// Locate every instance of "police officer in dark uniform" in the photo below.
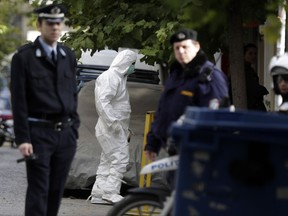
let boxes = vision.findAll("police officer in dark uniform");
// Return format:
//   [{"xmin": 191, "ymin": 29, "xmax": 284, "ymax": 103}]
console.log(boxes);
[
  {"xmin": 145, "ymin": 29, "xmax": 229, "ymax": 161},
  {"xmin": 10, "ymin": 4, "xmax": 80, "ymax": 216}
]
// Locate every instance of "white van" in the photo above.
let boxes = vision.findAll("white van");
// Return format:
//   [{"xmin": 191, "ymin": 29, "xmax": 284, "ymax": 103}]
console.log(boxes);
[{"xmin": 77, "ymin": 49, "xmax": 163, "ymax": 92}]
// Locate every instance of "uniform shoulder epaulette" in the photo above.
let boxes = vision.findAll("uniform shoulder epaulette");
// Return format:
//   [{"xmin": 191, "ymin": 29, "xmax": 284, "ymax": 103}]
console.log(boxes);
[{"xmin": 16, "ymin": 42, "xmax": 34, "ymax": 53}]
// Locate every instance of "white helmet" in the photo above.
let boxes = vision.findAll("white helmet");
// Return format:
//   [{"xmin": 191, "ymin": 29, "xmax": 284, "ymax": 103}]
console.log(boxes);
[
  {"xmin": 269, "ymin": 53, "xmax": 288, "ymax": 76},
  {"xmin": 269, "ymin": 53, "xmax": 288, "ymax": 95}
]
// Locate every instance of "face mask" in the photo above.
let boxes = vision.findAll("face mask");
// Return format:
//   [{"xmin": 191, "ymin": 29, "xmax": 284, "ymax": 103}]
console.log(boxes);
[{"xmin": 127, "ymin": 64, "xmax": 135, "ymax": 75}]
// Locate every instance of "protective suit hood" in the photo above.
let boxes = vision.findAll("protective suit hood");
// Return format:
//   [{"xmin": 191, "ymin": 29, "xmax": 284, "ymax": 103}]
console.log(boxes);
[{"xmin": 108, "ymin": 50, "xmax": 137, "ymax": 76}]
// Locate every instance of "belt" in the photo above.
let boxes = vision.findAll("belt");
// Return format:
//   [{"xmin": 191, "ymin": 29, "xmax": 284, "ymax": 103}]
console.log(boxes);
[
  {"xmin": 28, "ymin": 117, "xmax": 73, "ymax": 131},
  {"xmin": 29, "ymin": 113, "xmax": 69, "ymax": 121}
]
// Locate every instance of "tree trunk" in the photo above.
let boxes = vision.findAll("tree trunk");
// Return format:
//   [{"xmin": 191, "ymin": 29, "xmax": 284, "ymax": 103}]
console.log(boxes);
[{"xmin": 228, "ymin": 0, "xmax": 247, "ymax": 109}]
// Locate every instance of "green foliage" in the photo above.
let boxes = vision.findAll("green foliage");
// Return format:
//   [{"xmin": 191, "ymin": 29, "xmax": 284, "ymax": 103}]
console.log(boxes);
[
  {"xmin": 264, "ymin": 0, "xmax": 287, "ymax": 44},
  {"xmin": 39, "ymin": 0, "xmax": 283, "ymax": 66},
  {"xmin": 0, "ymin": 0, "xmax": 25, "ymax": 68},
  {"xmin": 263, "ymin": 15, "xmax": 282, "ymax": 43},
  {"xmin": 59, "ymin": 0, "xmax": 180, "ymax": 65}
]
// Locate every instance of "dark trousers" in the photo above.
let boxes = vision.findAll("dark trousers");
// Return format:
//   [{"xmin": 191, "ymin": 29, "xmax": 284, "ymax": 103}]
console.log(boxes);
[{"xmin": 25, "ymin": 126, "xmax": 77, "ymax": 216}]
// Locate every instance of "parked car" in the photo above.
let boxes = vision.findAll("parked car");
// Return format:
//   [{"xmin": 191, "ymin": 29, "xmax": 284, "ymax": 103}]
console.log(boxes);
[{"xmin": 0, "ymin": 109, "xmax": 14, "ymax": 147}]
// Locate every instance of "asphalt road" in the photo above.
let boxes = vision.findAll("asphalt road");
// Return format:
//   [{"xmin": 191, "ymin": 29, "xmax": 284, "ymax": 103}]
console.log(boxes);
[{"xmin": 0, "ymin": 144, "xmax": 112, "ymax": 216}]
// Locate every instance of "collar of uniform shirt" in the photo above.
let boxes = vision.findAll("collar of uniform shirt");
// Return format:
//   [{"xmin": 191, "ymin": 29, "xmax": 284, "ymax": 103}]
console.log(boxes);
[{"xmin": 38, "ymin": 36, "xmax": 57, "ymax": 59}]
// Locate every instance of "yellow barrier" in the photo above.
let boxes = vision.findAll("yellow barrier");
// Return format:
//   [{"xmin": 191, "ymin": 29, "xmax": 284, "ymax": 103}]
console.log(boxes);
[{"xmin": 139, "ymin": 111, "xmax": 155, "ymax": 188}]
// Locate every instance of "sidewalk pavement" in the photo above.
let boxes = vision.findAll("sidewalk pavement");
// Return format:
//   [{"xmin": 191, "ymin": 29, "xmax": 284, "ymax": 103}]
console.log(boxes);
[{"xmin": 0, "ymin": 144, "xmax": 112, "ymax": 216}]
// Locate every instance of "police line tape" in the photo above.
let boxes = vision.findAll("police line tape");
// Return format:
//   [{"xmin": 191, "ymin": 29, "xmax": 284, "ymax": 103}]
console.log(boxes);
[{"xmin": 140, "ymin": 155, "xmax": 179, "ymax": 175}]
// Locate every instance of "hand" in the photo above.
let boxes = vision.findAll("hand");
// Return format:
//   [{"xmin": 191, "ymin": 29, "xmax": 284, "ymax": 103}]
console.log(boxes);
[
  {"xmin": 145, "ymin": 150, "xmax": 157, "ymax": 161},
  {"xmin": 18, "ymin": 143, "xmax": 33, "ymax": 157},
  {"xmin": 111, "ymin": 122, "xmax": 122, "ymax": 134}
]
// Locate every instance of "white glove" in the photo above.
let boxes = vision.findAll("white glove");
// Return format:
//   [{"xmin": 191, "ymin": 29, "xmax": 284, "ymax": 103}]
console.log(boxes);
[{"xmin": 111, "ymin": 122, "xmax": 122, "ymax": 134}]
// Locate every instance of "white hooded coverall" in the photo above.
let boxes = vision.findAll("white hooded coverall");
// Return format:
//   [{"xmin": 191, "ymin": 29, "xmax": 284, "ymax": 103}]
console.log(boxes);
[{"xmin": 91, "ymin": 49, "xmax": 137, "ymax": 203}]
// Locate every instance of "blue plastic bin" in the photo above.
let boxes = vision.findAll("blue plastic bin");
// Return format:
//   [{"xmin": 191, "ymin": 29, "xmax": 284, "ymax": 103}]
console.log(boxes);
[{"xmin": 171, "ymin": 107, "xmax": 288, "ymax": 216}]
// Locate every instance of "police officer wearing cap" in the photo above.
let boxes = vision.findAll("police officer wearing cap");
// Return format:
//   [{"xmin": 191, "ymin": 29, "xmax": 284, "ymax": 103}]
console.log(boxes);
[
  {"xmin": 10, "ymin": 4, "xmax": 80, "ymax": 216},
  {"xmin": 145, "ymin": 29, "xmax": 229, "ymax": 162}
]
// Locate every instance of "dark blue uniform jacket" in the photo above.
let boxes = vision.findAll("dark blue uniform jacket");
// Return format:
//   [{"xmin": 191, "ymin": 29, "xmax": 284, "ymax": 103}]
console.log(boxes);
[
  {"xmin": 10, "ymin": 37, "xmax": 80, "ymax": 145},
  {"xmin": 145, "ymin": 51, "xmax": 229, "ymax": 154}
]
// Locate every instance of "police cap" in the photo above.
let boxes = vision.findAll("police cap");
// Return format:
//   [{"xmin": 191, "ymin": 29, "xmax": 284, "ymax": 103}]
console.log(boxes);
[
  {"xmin": 34, "ymin": 4, "xmax": 67, "ymax": 23},
  {"xmin": 170, "ymin": 29, "xmax": 198, "ymax": 45}
]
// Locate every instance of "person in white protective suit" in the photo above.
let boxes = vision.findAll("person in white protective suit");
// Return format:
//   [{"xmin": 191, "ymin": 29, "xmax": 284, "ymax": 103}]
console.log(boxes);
[
  {"xmin": 269, "ymin": 53, "xmax": 288, "ymax": 113},
  {"xmin": 89, "ymin": 49, "xmax": 137, "ymax": 204}
]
